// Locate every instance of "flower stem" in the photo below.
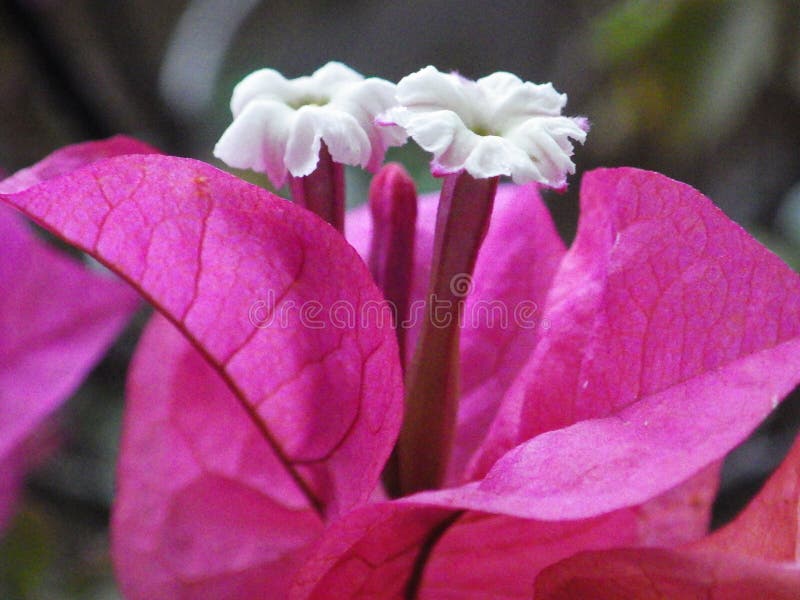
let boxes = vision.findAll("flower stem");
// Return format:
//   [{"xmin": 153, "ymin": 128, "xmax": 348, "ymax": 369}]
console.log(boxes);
[
  {"xmin": 288, "ymin": 143, "xmax": 345, "ymax": 232},
  {"xmin": 398, "ymin": 171, "xmax": 497, "ymax": 494}
]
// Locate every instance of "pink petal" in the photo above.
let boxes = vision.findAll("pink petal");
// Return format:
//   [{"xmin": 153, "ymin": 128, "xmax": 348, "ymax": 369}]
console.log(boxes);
[
  {"xmin": 0, "ymin": 137, "xmax": 152, "ymax": 529},
  {"xmin": 0, "ymin": 135, "xmax": 159, "ymax": 194},
  {"xmin": 455, "ymin": 167, "xmax": 800, "ymax": 518},
  {"xmin": 113, "ymin": 314, "xmax": 322, "ymax": 598},
  {"xmin": 346, "ymin": 182, "xmax": 566, "ymax": 483},
  {"xmin": 290, "ymin": 502, "xmax": 454, "ymax": 599},
  {"xmin": 414, "ymin": 513, "xmax": 654, "ymax": 599},
  {"xmin": 700, "ymin": 434, "xmax": 800, "ymax": 560},
  {"xmin": 534, "ymin": 431, "xmax": 800, "ymax": 598},
  {"xmin": 534, "ymin": 548, "xmax": 800, "ymax": 600},
  {"xmin": 0, "ymin": 447, "xmax": 25, "ymax": 530},
  {"xmin": 0, "ymin": 207, "xmax": 137, "ymax": 458},
  {"xmin": 1, "ymin": 154, "xmax": 403, "ymax": 519},
  {"xmin": 292, "ymin": 465, "xmax": 718, "ymax": 599},
  {"xmin": 415, "ymin": 465, "xmax": 718, "ymax": 598}
]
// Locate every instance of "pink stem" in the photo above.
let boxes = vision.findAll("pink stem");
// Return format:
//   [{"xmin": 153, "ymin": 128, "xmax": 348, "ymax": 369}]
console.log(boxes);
[
  {"xmin": 398, "ymin": 171, "xmax": 498, "ymax": 494},
  {"xmin": 288, "ymin": 143, "xmax": 345, "ymax": 232}
]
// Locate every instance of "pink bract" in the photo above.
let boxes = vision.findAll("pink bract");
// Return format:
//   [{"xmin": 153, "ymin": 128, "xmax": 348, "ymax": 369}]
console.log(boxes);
[
  {"xmin": 534, "ymin": 434, "xmax": 800, "ymax": 599},
  {"xmin": 3, "ymin": 141, "xmax": 800, "ymax": 598},
  {"xmin": 1, "ymin": 150, "xmax": 403, "ymax": 597},
  {"xmin": 0, "ymin": 136, "xmax": 154, "ymax": 530},
  {"xmin": 296, "ymin": 168, "xmax": 800, "ymax": 596}
]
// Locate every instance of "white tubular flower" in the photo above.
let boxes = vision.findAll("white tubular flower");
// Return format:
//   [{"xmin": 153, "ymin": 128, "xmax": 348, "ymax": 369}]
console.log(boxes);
[
  {"xmin": 381, "ymin": 66, "xmax": 588, "ymax": 187},
  {"xmin": 214, "ymin": 61, "xmax": 405, "ymax": 187}
]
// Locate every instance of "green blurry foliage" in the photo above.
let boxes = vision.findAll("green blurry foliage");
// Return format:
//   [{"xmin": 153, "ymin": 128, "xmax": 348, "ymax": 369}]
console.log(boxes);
[{"xmin": 589, "ymin": 0, "xmax": 781, "ymax": 158}]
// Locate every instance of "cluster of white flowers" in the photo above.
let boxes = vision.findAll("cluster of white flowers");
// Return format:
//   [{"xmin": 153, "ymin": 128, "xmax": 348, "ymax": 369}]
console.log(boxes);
[{"xmin": 215, "ymin": 62, "xmax": 588, "ymax": 188}]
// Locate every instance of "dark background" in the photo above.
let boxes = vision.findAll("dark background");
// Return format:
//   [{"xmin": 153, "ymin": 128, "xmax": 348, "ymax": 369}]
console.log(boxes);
[{"xmin": 1, "ymin": 0, "xmax": 799, "ymax": 597}]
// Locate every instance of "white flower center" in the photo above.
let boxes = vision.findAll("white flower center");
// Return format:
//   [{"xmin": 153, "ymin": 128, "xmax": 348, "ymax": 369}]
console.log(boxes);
[
  {"xmin": 381, "ymin": 66, "xmax": 588, "ymax": 187},
  {"xmin": 214, "ymin": 61, "xmax": 405, "ymax": 187}
]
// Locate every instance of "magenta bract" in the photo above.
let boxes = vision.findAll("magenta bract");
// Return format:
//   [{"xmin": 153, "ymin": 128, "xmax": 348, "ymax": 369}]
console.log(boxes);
[
  {"xmin": 0, "ymin": 137, "xmax": 154, "ymax": 530},
  {"xmin": 534, "ymin": 435, "xmax": 800, "ymax": 598},
  {"xmin": 1, "ymin": 149, "xmax": 403, "ymax": 597},
  {"xmin": 3, "ymin": 141, "xmax": 799, "ymax": 598},
  {"xmin": 294, "ymin": 168, "xmax": 800, "ymax": 596}
]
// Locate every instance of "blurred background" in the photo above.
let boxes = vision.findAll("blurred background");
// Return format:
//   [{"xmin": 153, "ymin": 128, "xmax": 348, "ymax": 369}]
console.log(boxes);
[{"xmin": 1, "ymin": 0, "xmax": 799, "ymax": 597}]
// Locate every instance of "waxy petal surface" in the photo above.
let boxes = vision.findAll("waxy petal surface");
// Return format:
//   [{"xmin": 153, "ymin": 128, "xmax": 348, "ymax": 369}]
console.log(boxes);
[
  {"xmin": 0, "ymin": 447, "xmax": 24, "ymax": 530},
  {"xmin": 700, "ymin": 434, "xmax": 800, "ymax": 560},
  {"xmin": 0, "ymin": 207, "xmax": 137, "ymax": 459},
  {"xmin": 0, "ymin": 135, "xmax": 158, "ymax": 195},
  {"xmin": 290, "ymin": 502, "xmax": 455, "ymax": 599},
  {"xmin": 114, "ymin": 314, "xmax": 322, "ymax": 598},
  {"xmin": 534, "ymin": 548, "xmax": 800, "ymax": 600},
  {"xmin": 0, "ymin": 137, "xmax": 153, "ymax": 528},
  {"xmin": 456, "ymin": 167, "xmax": 800, "ymax": 518},
  {"xmin": 1, "ymin": 154, "xmax": 404, "ymax": 520},
  {"xmin": 534, "ymin": 430, "xmax": 800, "ymax": 598},
  {"xmin": 292, "ymin": 465, "xmax": 718, "ymax": 599},
  {"xmin": 346, "ymin": 183, "xmax": 566, "ymax": 483}
]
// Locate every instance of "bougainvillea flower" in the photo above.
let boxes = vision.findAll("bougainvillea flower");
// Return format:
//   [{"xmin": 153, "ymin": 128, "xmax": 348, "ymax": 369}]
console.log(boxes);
[
  {"xmin": 534, "ymin": 433, "xmax": 800, "ymax": 599},
  {"xmin": 0, "ymin": 147, "xmax": 403, "ymax": 597},
  {"xmin": 0, "ymin": 136, "xmax": 154, "ymax": 531},
  {"xmin": 291, "ymin": 167, "xmax": 800, "ymax": 597},
  {"xmin": 380, "ymin": 66, "xmax": 588, "ymax": 186},
  {"xmin": 4, "ymin": 134, "xmax": 800, "ymax": 598},
  {"xmin": 214, "ymin": 61, "xmax": 405, "ymax": 187}
]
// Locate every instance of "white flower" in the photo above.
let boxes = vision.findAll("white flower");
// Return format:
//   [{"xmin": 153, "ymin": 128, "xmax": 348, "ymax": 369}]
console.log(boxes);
[
  {"xmin": 380, "ymin": 66, "xmax": 588, "ymax": 187},
  {"xmin": 214, "ymin": 61, "xmax": 405, "ymax": 187}
]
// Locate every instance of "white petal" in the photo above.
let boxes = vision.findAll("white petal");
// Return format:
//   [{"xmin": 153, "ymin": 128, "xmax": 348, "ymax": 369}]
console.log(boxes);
[
  {"xmin": 310, "ymin": 61, "xmax": 364, "ymax": 91},
  {"xmin": 213, "ymin": 99, "xmax": 294, "ymax": 187},
  {"xmin": 284, "ymin": 106, "xmax": 372, "ymax": 176},
  {"xmin": 218, "ymin": 62, "xmax": 403, "ymax": 178},
  {"xmin": 283, "ymin": 108, "xmax": 324, "ymax": 177},
  {"xmin": 230, "ymin": 69, "xmax": 291, "ymax": 116},
  {"xmin": 401, "ymin": 110, "xmax": 465, "ymax": 156},
  {"xmin": 475, "ymin": 71, "xmax": 524, "ymax": 98},
  {"xmin": 462, "ymin": 135, "xmax": 531, "ymax": 180},
  {"xmin": 392, "ymin": 66, "xmax": 587, "ymax": 187},
  {"xmin": 316, "ymin": 109, "xmax": 372, "ymax": 168},
  {"xmin": 488, "ymin": 82, "xmax": 568, "ymax": 131},
  {"xmin": 433, "ymin": 122, "xmax": 481, "ymax": 174},
  {"xmin": 333, "ymin": 78, "xmax": 406, "ymax": 152},
  {"xmin": 395, "ymin": 66, "xmax": 478, "ymax": 126}
]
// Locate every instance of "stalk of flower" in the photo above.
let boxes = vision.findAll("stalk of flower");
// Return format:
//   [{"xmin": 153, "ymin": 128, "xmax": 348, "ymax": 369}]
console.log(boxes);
[
  {"xmin": 214, "ymin": 61, "xmax": 405, "ymax": 231},
  {"xmin": 379, "ymin": 66, "xmax": 589, "ymax": 494}
]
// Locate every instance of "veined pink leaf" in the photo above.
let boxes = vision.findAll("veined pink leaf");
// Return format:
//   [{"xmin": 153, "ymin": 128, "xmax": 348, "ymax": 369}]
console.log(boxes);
[
  {"xmin": 113, "ymin": 314, "xmax": 322, "ymax": 598},
  {"xmin": 416, "ymin": 463, "xmax": 721, "ymax": 599},
  {"xmin": 700, "ymin": 434, "xmax": 800, "ymax": 560},
  {"xmin": 291, "ymin": 465, "xmax": 719, "ymax": 599},
  {"xmin": 451, "ymin": 167, "xmax": 800, "ymax": 519},
  {"xmin": 1, "ymin": 154, "xmax": 403, "ymax": 521},
  {"xmin": 290, "ymin": 502, "xmax": 455, "ymax": 599},
  {"xmin": 0, "ymin": 135, "xmax": 159, "ymax": 194},
  {"xmin": 534, "ymin": 548, "xmax": 800, "ymax": 599},
  {"xmin": 298, "ymin": 166, "xmax": 799, "ymax": 596},
  {"xmin": 534, "ymin": 431, "xmax": 800, "ymax": 598},
  {"xmin": 0, "ymin": 137, "xmax": 154, "ymax": 530}
]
